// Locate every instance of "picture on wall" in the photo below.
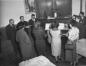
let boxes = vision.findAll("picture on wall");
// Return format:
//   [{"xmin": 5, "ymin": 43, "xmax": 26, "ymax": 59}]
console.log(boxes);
[{"xmin": 25, "ymin": 0, "xmax": 35, "ymax": 13}]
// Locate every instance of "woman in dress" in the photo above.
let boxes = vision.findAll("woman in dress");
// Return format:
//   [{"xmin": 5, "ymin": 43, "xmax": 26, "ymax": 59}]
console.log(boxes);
[
  {"xmin": 16, "ymin": 26, "xmax": 37, "ymax": 60},
  {"xmin": 32, "ymin": 21, "xmax": 46, "ymax": 56},
  {"xmin": 49, "ymin": 22, "xmax": 61, "ymax": 61}
]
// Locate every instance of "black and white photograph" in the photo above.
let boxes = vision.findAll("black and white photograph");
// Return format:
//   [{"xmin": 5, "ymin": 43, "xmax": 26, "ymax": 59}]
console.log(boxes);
[{"xmin": 0, "ymin": 0, "xmax": 86, "ymax": 66}]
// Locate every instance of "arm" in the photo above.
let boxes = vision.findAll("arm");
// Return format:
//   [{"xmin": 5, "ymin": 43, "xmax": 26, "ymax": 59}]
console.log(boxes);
[{"xmin": 47, "ymin": 30, "xmax": 52, "ymax": 44}]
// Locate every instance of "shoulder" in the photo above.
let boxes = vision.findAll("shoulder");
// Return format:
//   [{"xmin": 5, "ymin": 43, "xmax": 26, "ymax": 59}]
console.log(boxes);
[
  {"xmin": 24, "ymin": 21, "xmax": 27, "ymax": 22},
  {"xmin": 17, "ymin": 22, "xmax": 22, "ymax": 25},
  {"xmin": 5, "ymin": 24, "xmax": 10, "ymax": 29},
  {"xmin": 24, "ymin": 21, "xmax": 28, "ymax": 24}
]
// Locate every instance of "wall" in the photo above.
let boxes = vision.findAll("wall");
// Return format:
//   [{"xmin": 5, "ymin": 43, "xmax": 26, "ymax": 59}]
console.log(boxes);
[
  {"xmin": 0, "ymin": 0, "xmax": 32, "ymax": 27},
  {"xmin": 82, "ymin": 0, "xmax": 85, "ymax": 13},
  {"xmin": 0, "ymin": 0, "xmax": 85, "ymax": 27},
  {"xmin": 72, "ymin": 0, "xmax": 80, "ymax": 15},
  {"xmin": 82, "ymin": 0, "xmax": 86, "ymax": 16},
  {"xmin": 72, "ymin": 0, "xmax": 86, "ymax": 16}
]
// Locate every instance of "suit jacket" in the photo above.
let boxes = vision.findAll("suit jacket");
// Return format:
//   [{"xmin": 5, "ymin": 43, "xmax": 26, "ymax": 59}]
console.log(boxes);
[
  {"xmin": 28, "ymin": 19, "xmax": 35, "ymax": 27},
  {"xmin": 5, "ymin": 24, "xmax": 16, "ymax": 40},
  {"xmin": 16, "ymin": 21, "xmax": 28, "ymax": 30},
  {"xmin": 79, "ymin": 16, "xmax": 86, "ymax": 26}
]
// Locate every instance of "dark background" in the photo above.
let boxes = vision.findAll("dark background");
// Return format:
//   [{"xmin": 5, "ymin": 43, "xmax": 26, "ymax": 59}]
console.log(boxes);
[{"xmin": 35, "ymin": 0, "xmax": 72, "ymax": 18}]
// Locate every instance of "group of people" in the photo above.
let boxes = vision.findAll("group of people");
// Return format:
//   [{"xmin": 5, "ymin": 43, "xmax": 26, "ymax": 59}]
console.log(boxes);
[
  {"xmin": 5, "ymin": 14, "xmax": 47, "ymax": 60},
  {"xmin": 5, "ymin": 11, "xmax": 86, "ymax": 62},
  {"xmin": 47, "ymin": 11, "xmax": 86, "ymax": 62}
]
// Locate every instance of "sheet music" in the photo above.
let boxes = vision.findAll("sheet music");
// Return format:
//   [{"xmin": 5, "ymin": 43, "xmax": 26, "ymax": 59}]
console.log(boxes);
[{"xmin": 45, "ymin": 23, "xmax": 51, "ymax": 30}]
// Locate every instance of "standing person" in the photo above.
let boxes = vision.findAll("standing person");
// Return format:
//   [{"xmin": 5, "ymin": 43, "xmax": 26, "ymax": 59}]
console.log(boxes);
[
  {"xmin": 75, "ymin": 12, "xmax": 86, "ymax": 60},
  {"xmin": 79, "ymin": 12, "xmax": 86, "ymax": 25},
  {"xmin": 28, "ymin": 14, "xmax": 37, "ymax": 51},
  {"xmin": 16, "ymin": 16, "xmax": 37, "ymax": 60},
  {"xmin": 16, "ymin": 16, "xmax": 27, "ymax": 30},
  {"xmin": 68, "ymin": 22, "xmax": 79, "ymax": 64},
  {"xmin": 70, "ymin": 15, "xmax": 78, "ymax": 26},
  {"xmin": 5, "ymin": 19, "xmax": 21, "ymax": 58},
  {"xmin": 16, "ymin": 26, "xmax": 37, "ymax": 60},
  {"xmin": 49, "ymin": 23, "xmax": 61, "ymax": 61},
  {"xmin": 28, "ymin": 14, "xmax": 36, "ymax": 28},
  {"xmin": 28, "ymin": 14, "xmax": 36, "ymax": 34},
  {"xmin": 77, "ymin": 12, "xmax": 86, "ymax": 39},
  {"xmin": 33, "ymin": 22, "xmax": 46, "ymax": 56}
]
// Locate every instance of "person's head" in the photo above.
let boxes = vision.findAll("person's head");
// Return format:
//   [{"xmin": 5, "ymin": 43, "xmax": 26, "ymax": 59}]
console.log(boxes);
[
  {"xmin": 9, "ymin": 19, "xmax": 14, "ymax": 26},
  {"xmin": 72, "ymin": 15, "xmax": 76, "ymax": 20},
  {"xmin": 31, "ymin": 14, "xmax": 35, "ymax": 20},
  {"xmin": 50, "ymin": 22, "xmax": 59, "ymax": 29},
  {"xmin": 70, "ymin": 21, "xmax": 76, "ymax": 27},
  {"xmin": 79, "ymin": 12, "xmax": 84, "ymax": 17},
  {"xmin": 20, "ymin": 16, "xmax": 24, "ymax": 22}
]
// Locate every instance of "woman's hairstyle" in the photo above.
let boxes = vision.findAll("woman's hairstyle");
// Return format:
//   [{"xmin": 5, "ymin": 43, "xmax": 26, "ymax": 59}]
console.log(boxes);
[{"xmin": 50, "ymin": 22, "xmax": 59, "ymax": 29}]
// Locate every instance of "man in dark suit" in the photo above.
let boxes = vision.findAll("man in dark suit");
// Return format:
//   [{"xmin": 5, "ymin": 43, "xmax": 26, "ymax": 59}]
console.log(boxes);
[
  {"xmin": 79, "ymin": 12, "xmax": 86, "ymax": 25},
  {"xmin": 78, "ymin": 12, "xmax": 86, "ymax": 39},
  {"xmin": 28, "ymin": 14, "xmax": 38, "ymax": 53},
  {"xmin": 16, "ymin": 16, "xmax": 27, "ymax": 30},
  {"xmin": 28, "ymin": 14, "xmax": 36, "ymax": 39},
  {"xmin": 5, "ymin": 19, "xmax": 21, "ymax": 58},
  {"xmin": 28, "ymin": 14, "xmax": 36, "ymax": 28}
]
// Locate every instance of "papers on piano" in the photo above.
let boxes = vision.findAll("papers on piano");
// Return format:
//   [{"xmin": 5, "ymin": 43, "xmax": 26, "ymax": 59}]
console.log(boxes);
[
  {"xmin": 45, "ymin": 23, "xmax": 65, "ymax": 30},
  {"xmin": 58, "ymin": 23, "xmax": 65, "ymax": 30},
  {"xmin": 45, "ymin": 23, "xmax": 51, "ymax": 30}
]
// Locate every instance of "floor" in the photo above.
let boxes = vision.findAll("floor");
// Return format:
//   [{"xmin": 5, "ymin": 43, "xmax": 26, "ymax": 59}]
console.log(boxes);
[{"xmin": 0, "ymin": 40, "xmax": 86, "ymax": 66}]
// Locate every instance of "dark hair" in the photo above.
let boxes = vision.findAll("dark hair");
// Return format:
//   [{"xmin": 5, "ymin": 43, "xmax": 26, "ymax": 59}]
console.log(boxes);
[
  {"xmin": 9, "ymin": 19, "xmax": 14, "ymax": 22},
  {"xmin": 50, "ymin": 22, "xmax": 59, "ymax": 29},
  {"xmin": 70, "ymin": 21, "xmax": 76, "ymax": 27},
  {"xmin": 20, "ymin": 16, "xmax": 24, "ymax": 19},
  {"xmin": 80, "ymin": 12, "xmax": 84, "ymax": 15},
  {"xmin": 68, "ymin": 24, "xmax": 71, "ymax": 29},
  {"xmin": 31, "ymin": 14, "xmax": 35, "ymax": 16}
]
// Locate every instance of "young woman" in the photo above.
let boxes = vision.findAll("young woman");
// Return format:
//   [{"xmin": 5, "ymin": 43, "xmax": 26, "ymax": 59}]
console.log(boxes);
[{"xmin": 49, "ymin": 22, "xmax": 61, "ymax": 61}]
